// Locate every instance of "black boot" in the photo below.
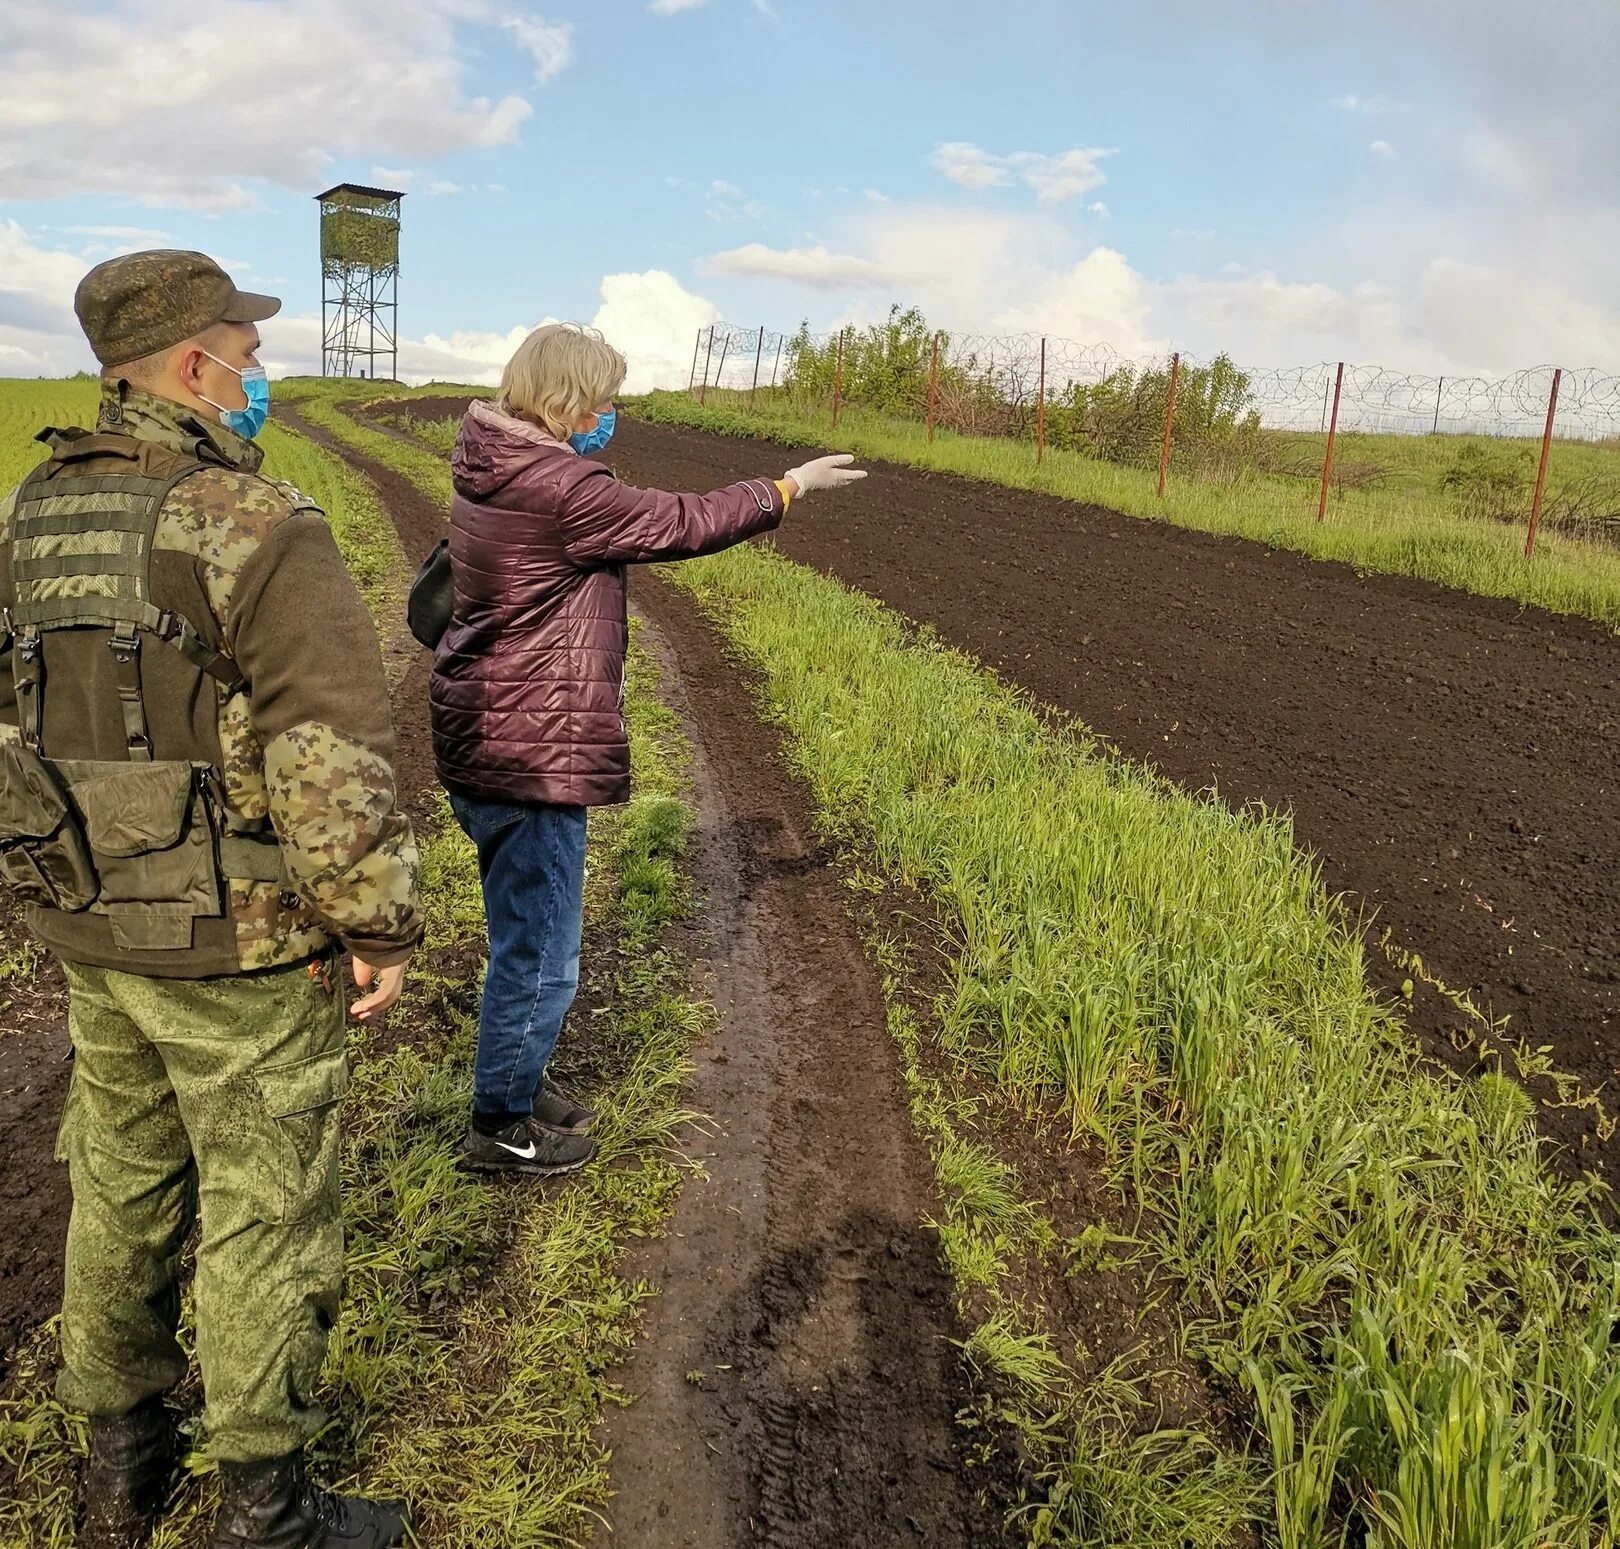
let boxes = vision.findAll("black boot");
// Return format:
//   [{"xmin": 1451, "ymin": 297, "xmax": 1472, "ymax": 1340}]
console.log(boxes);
[
  {"xmin": 210, "ymin": 1454, "xmax": 408, "ymax": 1548},
  {"xmin": 80, "ymin": 1396, "xmax": 177, "ymax": 1549}
]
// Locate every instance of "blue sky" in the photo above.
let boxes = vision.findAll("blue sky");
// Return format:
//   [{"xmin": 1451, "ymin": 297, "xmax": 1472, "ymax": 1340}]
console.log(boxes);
[{"xmin": 3, "ymin": 0, "xmax": 1616, "ymax": 384}]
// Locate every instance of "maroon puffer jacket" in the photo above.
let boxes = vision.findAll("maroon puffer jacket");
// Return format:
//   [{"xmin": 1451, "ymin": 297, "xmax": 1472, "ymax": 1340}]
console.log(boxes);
[{"xmin": 430, "ymin": 399, "xmax": 785, "ymax": 806}]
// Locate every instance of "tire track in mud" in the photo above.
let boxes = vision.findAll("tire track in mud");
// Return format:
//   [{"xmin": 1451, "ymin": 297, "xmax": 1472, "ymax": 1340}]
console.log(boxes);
[{"xmin": 600, "ymin": 583, "xmax": 1011, "ymax": 1549}]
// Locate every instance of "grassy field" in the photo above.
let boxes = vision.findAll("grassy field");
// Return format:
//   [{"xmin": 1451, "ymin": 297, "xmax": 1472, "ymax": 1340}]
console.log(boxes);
[
  {"xmin": 633, "ymin": 389, "xmax": 1620, "ymax": 631},
  {"xmin": 353, "ymin": 386, "xmax": 1620, "ymax": 1546},
  {"xmin": 663, "ymin": 540, "xmax": 1619, "ymax": 1548},
  {"xmin": 9, "ymin": 376, "xmax": 1615, "ymax": 1544}
]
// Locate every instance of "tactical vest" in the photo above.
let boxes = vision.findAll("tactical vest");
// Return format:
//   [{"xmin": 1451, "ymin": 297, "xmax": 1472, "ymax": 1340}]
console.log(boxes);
[{"xmin": 0, "ymin": 426, "xmax": 284, "ymax": 956}]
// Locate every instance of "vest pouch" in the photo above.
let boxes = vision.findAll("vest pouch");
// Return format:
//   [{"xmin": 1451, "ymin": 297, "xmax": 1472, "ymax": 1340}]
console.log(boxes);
[
  {"xmin": 0, "ymin": 743, "xmax": 99, "ymax": 912},
  {"xmin": 59, "ymin": 759, "xmax": 224, "ymax": 951}
]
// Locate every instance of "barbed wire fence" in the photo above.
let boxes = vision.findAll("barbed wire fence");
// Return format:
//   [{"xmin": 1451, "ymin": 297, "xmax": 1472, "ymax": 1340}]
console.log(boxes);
[{"xmin": 684, "ymin": 322, "xmax": 1620, "ymax": 557}]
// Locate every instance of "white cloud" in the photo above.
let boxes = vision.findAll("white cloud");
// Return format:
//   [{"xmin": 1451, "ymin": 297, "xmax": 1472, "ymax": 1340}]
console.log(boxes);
[
  {"xmin": 504, "ymin": 15, "xmax": 574, "ymax": 83},
  {"xmin": 425, "ymin": 181, "xmax": 466, "ymax": 197},
  {"xmin": 993, "ymin": 248, "xmax": 1169, "ymax": 359},
  {"xmin": 700, "ymin": 192, "xmax": 1620, "ymax": 377},
  {"xmin": 931, "ymin": 143, "xmax": 1012, "ymax": 193},
  {"xmin": 370, "ymin": 167, "xmax": 417, "ymax": 190},
  {"xmin": 0, "ymin": 222, "xmax": 716, "ymax": 394},
  {"xmin": 650, "ymin": 0, "xmax": 708, "ymax": 11},
  {"xmin": 0, "ymin": 1, "xmax": 533, "ymax": 210},
  {"xmin": 710, "ymin": 180, "xmax": 743, "ymax": 198},
  {"xmin": 1087, "ymin": 202, "xmax": 1110, "ymax": 218},
  {"xmin": 702, "ymin": 243, "xmax": 909, "ymax": 290},
  {"xmin": 592, "ymin": 270, "xmax": 720, "ymax": 392},
  {"xmin": 931, "ymin": 142, "xmax": 1113, "ymax": 203},
  {"xmin": 0, "ymin": 222, "xmax": 91, "ymax": 375},
  {"xmin": 1369, "ymin": 139, "xmax": 1397, "ymax": 159}
]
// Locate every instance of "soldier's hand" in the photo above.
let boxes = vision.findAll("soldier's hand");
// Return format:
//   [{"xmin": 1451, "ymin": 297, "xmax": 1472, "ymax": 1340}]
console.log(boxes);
[{"xmin": 350, "ymin": 954, "xmax": 408, "ymax": 1022}]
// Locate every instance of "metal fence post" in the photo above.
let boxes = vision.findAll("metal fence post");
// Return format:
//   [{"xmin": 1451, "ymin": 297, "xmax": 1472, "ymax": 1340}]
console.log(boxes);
[
  {"xmin": 750, "ymin": 326, "xmax": 765, "ymax": 411},
  {"xmin": 1037, "ymin": 337, "xmax": 1047, "ymax": 464},
  {"xmin": 926, "ymin": 332, "xmax": 940, "ymax": 444},
  {"xmin": 831, "ymin": 328, "xmax": 846, "ymax": 430},
  {"xmin": 770, "ymin": 337, "xmax": 783, "ymax": 389},
  {"xmin": 698, "ymin": 326, "xmax": 714, "ymax": 406},
  {"xmin": 1432, "ymin": 376, "xmax": 1444, "ymax": 435},
  {"xmin": 1525, "ymin": 367, "xmax": 1562, "ymax": 558},
  {"xmin": 711, "ymin": 328, "xmax": 732, "ymax": 401},
  {"xmin": 1317, "ymin": 361, "xmax": 1345, "ymax": 522},
  {"xmin": 1156, "ymin": 352, "xmax": 1181, "ymax": 497},
  {"xmin": 688, "ymin": 327, "xmax": 702, "ymax": 393}
]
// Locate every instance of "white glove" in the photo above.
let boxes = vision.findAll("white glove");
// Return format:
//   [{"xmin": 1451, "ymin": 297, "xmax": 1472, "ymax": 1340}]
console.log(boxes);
[{"xmin": 785, "ymin": 453, "xmax": 868, "ymax": 498}]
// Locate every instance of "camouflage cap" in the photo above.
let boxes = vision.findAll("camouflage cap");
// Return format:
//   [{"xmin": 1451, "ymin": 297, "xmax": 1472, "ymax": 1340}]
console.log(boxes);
[{"xmin": 74, "ymin": 249, "xmax": 281, "ymax": 367}]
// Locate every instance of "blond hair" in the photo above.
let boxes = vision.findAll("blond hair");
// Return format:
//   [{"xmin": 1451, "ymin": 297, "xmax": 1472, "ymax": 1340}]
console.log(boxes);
[{"xmin": 498, "ymin": 323, "xmax": 627, "ymax": 439}]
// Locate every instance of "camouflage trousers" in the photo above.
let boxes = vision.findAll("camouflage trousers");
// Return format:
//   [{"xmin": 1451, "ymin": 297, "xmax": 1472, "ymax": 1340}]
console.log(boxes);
[{"xmin": 55, "ymin": 954, "xmax": 348, "ymax": 1464}]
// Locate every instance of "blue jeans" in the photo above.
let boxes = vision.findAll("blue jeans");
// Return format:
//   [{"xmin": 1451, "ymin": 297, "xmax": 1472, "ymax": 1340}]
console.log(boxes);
[{"xmin": 447, "ymin": 793, "xmax": 588, "ymax": 1119}]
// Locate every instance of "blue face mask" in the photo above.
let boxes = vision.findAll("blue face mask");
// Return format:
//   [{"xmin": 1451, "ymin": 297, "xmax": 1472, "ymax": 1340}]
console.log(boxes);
[
  {"xmin": 569, "ymin": 407, "xmax": 616, "ymax": 456},
  {"xmin": 201, "ymin": 351, "xmax": 271, "ymax": 440}
]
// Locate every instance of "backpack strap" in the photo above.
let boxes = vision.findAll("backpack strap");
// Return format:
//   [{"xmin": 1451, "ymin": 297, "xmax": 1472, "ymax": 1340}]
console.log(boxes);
[{"xmin": 7, "ymin": 459, "xmax": 244, "ymax": 759}]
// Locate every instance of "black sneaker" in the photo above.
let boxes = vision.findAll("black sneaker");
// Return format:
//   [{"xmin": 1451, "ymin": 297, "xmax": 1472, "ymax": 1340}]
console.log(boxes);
[
  {"xmin": 463, "ymin": 1115, "xmax": 596, "ymax": 1176},
  {"xmin": 534, "ymin": 1076, "xmax": 597, "ymax": 1135}
]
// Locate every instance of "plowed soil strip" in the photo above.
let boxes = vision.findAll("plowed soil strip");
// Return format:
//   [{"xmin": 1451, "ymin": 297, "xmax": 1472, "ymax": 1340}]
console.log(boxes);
[
  {"xmin": 602, "ymin": 582, "xmax": 1007, "ymax": 1549},
  {"xmin": 585, "ymin": 413, "xmax": 1618, "ymax": 1180}
]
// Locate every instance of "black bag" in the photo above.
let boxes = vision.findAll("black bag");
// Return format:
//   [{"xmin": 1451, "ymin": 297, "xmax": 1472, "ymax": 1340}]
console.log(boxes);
[{"xmin": 407, "ymin": 539, "xmax": 453, "ymax": 650}]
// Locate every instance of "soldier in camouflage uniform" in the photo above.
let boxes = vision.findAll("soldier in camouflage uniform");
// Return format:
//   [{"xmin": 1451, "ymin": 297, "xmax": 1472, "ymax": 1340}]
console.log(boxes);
[{"xmin": 0, "ymin": 252, "xmax": 422, "ymax": 1547}]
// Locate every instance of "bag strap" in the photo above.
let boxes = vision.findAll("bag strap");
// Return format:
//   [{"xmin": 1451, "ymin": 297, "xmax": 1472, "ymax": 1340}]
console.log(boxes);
[
  {"xmin": 7, "ymin": 461, "xmax": 245, "ymax": 758},
  {"xmin": 10, "ymin": 626, "xmax": 44, "ymax": 753}
]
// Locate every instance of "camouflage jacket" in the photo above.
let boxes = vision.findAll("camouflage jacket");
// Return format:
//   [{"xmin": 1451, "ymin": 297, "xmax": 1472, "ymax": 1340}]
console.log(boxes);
[{"xmin": 0, "ymin": 382, "xmax": 423, "ymax": 977}]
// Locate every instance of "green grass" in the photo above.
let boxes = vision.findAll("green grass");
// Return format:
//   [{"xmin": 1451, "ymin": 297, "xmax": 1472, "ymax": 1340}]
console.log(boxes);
[
  {"xmin": 0, "ymin": 378, "xmax": 100, "ymax": 488},
  {"xmin": 369, "ymin": 410, "xmax": 460, "ymax": 456},
  {"xmin": 292, "ymin": 383, "xmax": 1620, "ymax": 1545},
  {"xmin": 275, "ymin": 379, "xmax": 458, "ymax": 508},
  {"xmin": 632, "ymin": 389, "xmax": 1620, "ymax": 631},
  {"xmin": 0, "ymin": 627, "xmax": 707, "ymax": 1546},
  {"xmin": 659, "ymin": 540, "xmax": 1620, "ymax": 1548}
]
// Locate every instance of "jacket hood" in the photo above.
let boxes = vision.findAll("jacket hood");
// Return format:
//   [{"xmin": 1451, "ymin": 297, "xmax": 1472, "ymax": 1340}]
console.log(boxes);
[{"xmin": 451, "ymin": 397, "xmax": 575, "ymax": 499}]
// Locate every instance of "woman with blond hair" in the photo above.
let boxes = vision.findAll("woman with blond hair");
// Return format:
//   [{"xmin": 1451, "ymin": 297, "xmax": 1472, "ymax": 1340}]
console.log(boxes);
[{"xmin": 430, "ymin": 322, "xmax": 866, "ymax": 1176}]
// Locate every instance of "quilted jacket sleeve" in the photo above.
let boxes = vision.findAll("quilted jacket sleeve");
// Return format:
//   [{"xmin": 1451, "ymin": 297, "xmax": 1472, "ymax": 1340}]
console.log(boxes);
[{"xmin": 555, "ymin": 465, "xmax": 786, "ymax": 566}]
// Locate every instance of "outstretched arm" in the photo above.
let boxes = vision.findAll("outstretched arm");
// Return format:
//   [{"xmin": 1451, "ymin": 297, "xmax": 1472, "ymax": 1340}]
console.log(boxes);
[{"xmin": 557, "ymin": 454, "xmax": 867, "ymax": 566}]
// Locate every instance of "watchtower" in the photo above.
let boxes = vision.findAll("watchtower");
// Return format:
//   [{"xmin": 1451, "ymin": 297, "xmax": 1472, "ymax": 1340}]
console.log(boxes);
[{"xmin": 316, "ymin": 183, "xmax": 403, "ymax": 380}]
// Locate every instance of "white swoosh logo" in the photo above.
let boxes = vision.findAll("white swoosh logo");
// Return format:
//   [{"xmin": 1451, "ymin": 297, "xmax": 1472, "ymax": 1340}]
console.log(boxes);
[{"xmin": 495, "ymin": 1139, "xmax": 537, "ymax": 1160}]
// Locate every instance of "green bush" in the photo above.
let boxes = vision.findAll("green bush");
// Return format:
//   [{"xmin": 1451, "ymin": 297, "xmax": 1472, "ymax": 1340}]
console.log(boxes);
[
  {"xmin": 1050, "ymin": 353, "xmax": 1261, "ymax": 478},
  {"xmin": 1440, "ymin": 443, "xmax": 1532, "ymax": 525}
]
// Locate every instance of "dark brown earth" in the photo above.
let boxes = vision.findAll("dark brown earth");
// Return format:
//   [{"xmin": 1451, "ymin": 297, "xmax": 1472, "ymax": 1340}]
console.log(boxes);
[
  {"xmin": 0, "ymin": 900, "xmax": 70, "ymax": 1379},
  {"xmin": 600, "ymin": 586, "xmax": 1013, "ymax": 1548},
  {"xmin": 581, "ymin": 411, "xmax": 1617, "ymax": 1184}
]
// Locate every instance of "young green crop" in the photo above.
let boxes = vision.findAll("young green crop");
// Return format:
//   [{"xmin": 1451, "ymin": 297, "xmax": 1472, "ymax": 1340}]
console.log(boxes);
[
  {"xmin": 0, "ymin": 378, "xmax": 100, "ymax": 488},
  {"xmin": 663, "ymin": 540, "xmax": 1619, "ymax": 1547}
]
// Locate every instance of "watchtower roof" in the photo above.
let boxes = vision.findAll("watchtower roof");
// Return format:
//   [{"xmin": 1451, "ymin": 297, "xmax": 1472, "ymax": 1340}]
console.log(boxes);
[{"xmin": 314, "ymin": 182, "xmax": 406, "ymax": 204}]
